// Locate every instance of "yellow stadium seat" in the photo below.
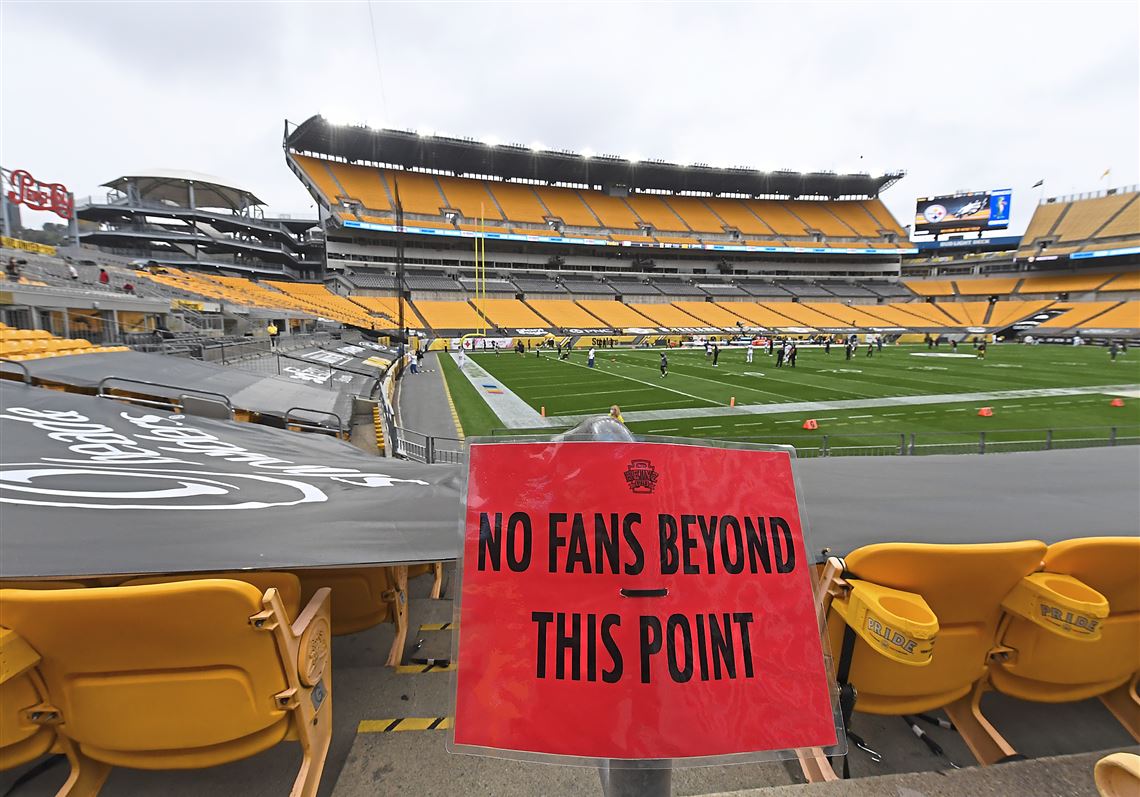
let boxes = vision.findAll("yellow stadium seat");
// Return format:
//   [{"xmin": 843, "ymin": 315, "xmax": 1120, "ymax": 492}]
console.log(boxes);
[
  {"xmin": 407, "ymin": 562, "xmax": 445, "ymax": 599},
  {"xmin": 1096, "ymin": 752, "xmax": 1140, "ymax": 797},
  {"xmin": 122, "ymin": 571, "xmax": 303, "ymax": 619},
  {"xmin": 296, "ymin": 566, "xmax": 409, "ymax": 667},
  {"xmin": 813, "ymin": 541, "xmax": 1046, "ymax": 770},
  {"xmin": 0, "ymin": 580, "xmax": 332, "ymax": 796},
  {"xmin": 987, "ymin": 537, "xmax": 1140, "ymax": 740},
  {"xmin": 0, "ymin": 628, "xmax": 56, "ymax": 771}
]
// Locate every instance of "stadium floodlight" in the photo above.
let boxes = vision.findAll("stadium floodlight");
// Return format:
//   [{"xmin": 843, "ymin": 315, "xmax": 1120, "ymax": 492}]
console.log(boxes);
[
  {"xmin": 529, "ymin": 141, "xmax": 545, "ymax": 152},
  {"xmin": 581, "ymin": 147, "xmax": 595, "ymax": 159},
  {"xmin": 481, "ymin": 135, "xmax": 501, "ymax": 147},
  {"xmin": 626, "ymin": 152, "xmax": 642, "ymax": 163},
  {"xmin": 418, "ymin": 127, "xmax": 435, "ymax": 138}
]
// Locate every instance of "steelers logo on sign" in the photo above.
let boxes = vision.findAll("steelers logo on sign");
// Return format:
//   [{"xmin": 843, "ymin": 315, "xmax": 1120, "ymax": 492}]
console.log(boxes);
[{"xmin": 923, "ymin": 204, "xmax": 948, "ymax": 224}]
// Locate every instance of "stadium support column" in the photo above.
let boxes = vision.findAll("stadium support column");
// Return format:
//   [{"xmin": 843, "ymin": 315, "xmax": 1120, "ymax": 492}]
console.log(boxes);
[{"xmin": 394, "ymin": 180, "xmax": 406, "ymax": 359}]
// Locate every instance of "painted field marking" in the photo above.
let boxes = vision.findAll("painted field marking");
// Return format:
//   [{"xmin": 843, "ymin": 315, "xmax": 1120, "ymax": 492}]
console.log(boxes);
[
  {"xmin": 555, "ymin": 355, "xmax": 724, "ymax": 407},
  {"xmin": 848, "ymin": 414, "xmax": 873, "ymax": 419},
  {"xmin": 693, "ymin": 425, "xmax": 721, "ymax": 430}
]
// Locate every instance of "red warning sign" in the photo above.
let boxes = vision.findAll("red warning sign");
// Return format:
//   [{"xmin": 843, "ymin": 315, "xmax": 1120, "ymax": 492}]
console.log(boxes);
[{"xmin": 453, "ymin": 441, "xmax": 837, "ymax": 760}]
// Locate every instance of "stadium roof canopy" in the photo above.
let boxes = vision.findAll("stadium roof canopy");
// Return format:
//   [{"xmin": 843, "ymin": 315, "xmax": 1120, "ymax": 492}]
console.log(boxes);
[
  {"xmin": 103, "ymin": 169, "xmax": 264, "ymax": 210},
  {"xmin": 285, "ymin": 114, "xmax": 904, "ymax": 199}
]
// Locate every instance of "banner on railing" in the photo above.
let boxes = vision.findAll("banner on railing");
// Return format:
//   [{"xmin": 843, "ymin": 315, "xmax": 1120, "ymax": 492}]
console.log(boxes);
[{"xmin": 0, "ymin": 236, "xmax": 56, "ymax": 256}]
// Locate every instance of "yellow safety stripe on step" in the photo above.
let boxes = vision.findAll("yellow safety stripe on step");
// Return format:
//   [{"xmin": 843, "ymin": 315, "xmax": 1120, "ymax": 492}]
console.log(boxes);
[
  {"xmin": 440, "ymin": 359, "xmax": 466, "ymax": 441},
  {"xmin": 418, "ymin": 622, "xmax": 455, "ymax": 632},
  {"xmin": 358, "ymin": 717, "xmax": 453, "ymax": 733},
  {"xmin": 395, "ymin": 662, "xmax": 457, "ymax": 674}
]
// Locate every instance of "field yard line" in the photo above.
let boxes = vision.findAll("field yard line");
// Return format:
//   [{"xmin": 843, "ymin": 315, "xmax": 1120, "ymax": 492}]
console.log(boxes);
[
  {"xmin": 614, "ymin": 351, "xmax": 892, "ymax": 401},
  {"xmin": 607, "ymin": 352, "xmax": 791, "ymax": 402},
  {"xmin": 544, "ymin": 383, "xmax": 1140, "ymax": 426},
  {"xmin": 554, "ymin": 355, "xmax": 725, "ymax": 408}
]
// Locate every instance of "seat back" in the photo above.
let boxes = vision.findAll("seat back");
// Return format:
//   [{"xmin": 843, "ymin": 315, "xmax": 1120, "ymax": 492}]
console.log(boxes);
[
  {"xmin": 0, "ymin": 628, "xmax": 54, "ymax": 770},
  {"xmin": 123, "ymin": 571, "xmax": 302, "ymax": 619},
  {"xmin": 991, "ymin": 536, "xmax": 1140, "ymax": 702},
  {"xmin": 830, "ymin": 541, "xmax": 1046, "ymax": 715},
  {"xmin": 0, "ymin": 580, "xmax": 293, "ymax": 766},
  {"xmin": 296, "ymin": 568, "xmax": 394, "ymax": 635}
]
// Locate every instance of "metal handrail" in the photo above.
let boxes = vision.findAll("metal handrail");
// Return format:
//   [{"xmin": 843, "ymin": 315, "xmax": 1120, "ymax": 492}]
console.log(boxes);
[
  {"xmin": 285, "ymin": 406, "xmax": 345, "ymax": 435},
  {"xmin": 97, "ymin": 376, "xmax": 235, "ymax": 414},
  {"xmin": 0, "ymin": 357, "xmax": 33, "ymax": 384}
]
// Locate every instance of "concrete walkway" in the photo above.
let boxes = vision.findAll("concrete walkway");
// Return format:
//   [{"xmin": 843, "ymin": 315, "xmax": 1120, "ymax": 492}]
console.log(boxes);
[{"xmin": 396, "ymin": 352, "xmax": 461, "ymax": 438}]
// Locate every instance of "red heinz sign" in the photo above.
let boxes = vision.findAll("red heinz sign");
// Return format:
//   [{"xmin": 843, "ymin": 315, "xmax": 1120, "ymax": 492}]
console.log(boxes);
[{"xmin": 454, "ymin": 440, "xmax": 837, "ymax": 760}]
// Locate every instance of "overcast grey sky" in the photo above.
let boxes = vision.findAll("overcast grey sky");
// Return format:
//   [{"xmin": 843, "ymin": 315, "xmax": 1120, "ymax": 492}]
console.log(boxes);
[{"xmin": 2, "ymin": 1, "xmax": 1137, "ymax": 236}]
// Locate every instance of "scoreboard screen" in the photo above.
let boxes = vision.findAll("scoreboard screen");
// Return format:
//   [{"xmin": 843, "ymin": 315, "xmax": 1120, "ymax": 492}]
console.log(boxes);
[{"xmin": 914, "ymin": 189, "xmax": 1011, "ymax": 234}]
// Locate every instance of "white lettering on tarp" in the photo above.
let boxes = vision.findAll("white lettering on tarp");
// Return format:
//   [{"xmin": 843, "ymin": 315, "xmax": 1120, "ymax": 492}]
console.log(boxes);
[
  {"xmin": 303, "ymin": 350, "xmax": 353, "ymax": 366},
  {"xmin": 0, "ymin": 466, "xmax": 328, "ymax": 510},
  {"xmin": 282, "ymin": 365, "xmax": 333, "ymax": 384},
  {"xmin": 0, "ymin": 406, "xmax": 430, "ymax": 510}
]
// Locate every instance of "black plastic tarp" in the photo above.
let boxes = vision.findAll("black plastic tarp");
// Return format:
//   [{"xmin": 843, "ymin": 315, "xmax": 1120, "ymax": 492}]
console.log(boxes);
[
  {"xmin": 8, "ymin": 350, "xmax": 355, "ymax": 429},
  {"xmin": 0, "ymin": 381, "xmax": 461, "ymax": 578}
]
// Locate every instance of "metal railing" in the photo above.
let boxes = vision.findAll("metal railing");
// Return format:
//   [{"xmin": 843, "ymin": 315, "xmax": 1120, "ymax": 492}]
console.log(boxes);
[
  {"xmin": 486, "ymin": 425, "xmax": 1139, "ymax": 459},
  {"xmin": 395, "ymin": 426, "xmax": 464, "ymax": 464}
]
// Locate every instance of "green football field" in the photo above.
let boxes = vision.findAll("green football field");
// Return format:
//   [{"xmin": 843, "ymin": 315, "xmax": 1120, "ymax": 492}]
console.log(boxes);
[{"xmin": 439, "ymin": 343, "xmax": 1140, "ymax": 455}]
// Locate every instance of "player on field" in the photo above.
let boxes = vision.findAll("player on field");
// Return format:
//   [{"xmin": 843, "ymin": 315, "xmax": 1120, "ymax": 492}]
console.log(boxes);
[
  {"xmin": 588, "ymin": 347, "xmax": 596, "ymax": 368},
  {"xmin": 746, "ymin": 344, "xmax": 754, "ymax": 364},
  {"xmin": 660, "ymin": 351, "xmax": 668, "ymax": 378},
  {"xmin": 712, "ymin": 344, "xmax": 720, "ymax": 367}
]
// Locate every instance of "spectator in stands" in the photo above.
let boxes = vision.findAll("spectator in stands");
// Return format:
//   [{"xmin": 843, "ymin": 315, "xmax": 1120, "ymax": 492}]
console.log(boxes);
[
  {"xmin": 660, "ymin": 351, "xmax": 668, "ymax": 378},
  {"xmin": 416, "ymin": 349, "xmax": 425, "ymax": 370},
  {"xmin": 588, "ymin": 346, "xmax": 596, "ymax": 368},
  {"xmin": 122, "ymin": 282, "xmax": 135, "ymax": 295},
  {"xmin": 5, "ymin": 258, "xmax": 20, "ymax": 280},
  {"xmin": 609, "ymin": 405, "xmax": 625, "ymax": 424},
  {"xmin": 267, "ymin": 321, "xmax": 279, "ymax": 350},
  {"xmin": 98, "ymin": 268, "xmax": 110, "ymax": 285},
  {"xmin": 67, "ymin": 262, "xmax": 79, "ymax": 280}
]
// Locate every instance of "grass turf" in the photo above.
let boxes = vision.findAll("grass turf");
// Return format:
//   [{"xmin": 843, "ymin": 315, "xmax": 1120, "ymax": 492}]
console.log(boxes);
[{"xmin": 441, "ymin": 344, "xmax": 1140, "ymax": 451}]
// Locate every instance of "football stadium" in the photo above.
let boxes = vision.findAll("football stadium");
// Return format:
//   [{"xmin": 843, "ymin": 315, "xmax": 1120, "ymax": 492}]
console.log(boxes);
[{"xmin": 1, "ymin": 3, "xmax": 1139, "ymax": 796}]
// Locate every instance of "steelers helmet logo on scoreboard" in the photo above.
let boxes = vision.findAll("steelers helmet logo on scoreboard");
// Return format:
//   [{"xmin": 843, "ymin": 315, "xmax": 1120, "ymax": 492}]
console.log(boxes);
[{"xmin": 923, "ymin": 204, "xmax": 948, "ymax": 224}]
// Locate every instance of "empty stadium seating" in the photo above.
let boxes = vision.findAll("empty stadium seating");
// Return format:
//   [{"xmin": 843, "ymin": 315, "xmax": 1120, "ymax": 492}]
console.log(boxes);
[
  {"xmin": 293, "ymin": 153, "xmax": 907, "ymax": 247},
  {"xmin": 626, "ymin": 303, "xmax": 707, "ymax": 328},
  {"xmin": 1018, "ymin": 273, "xmax": 1119, "ymax": 294},
  {"xmin": 817, "ymin": 542, "xmax": 1047, "ymax": 767},
  {"xmin": 1019, "ymin": 191, "xmax": 1140, "ymax": 257},
  {"xmin": 903, "ymin": 280, "xmax": 956, "ymax": 296},
  {"xmin": 413, "ymin": 300, "xmax": 487, "ymax": 330},
  {"xmin": 0, "ymin": 328, "xmax": 128, "ymax": 361},
  {"xmin": 669, "ymin": 301, "xmax": 750, "ymax": 327},
  {"xmin": 470, "ymin": 298, "xmax": 550, "ymax": 329},
  {"xmin": 1077, "ymin": 301, "xmax": 1140, "ymax": 329},
  {"xmin": 0, "ymin": 579, "xmax": 332, "ymax": 795},
  {"xmin": 295, "ymin": 567, "xmax": 408, "ymax": 667},
  {"xmin": 987, "ymin": 537, "xmax": 1139, "ymax": 740},
  {"xmin": 525, "ymin": 299, "xmax": 610, "ymax": 328},
  {"xmin": 573, "ymin": 300, "xmax": 656, "ymax": 328}
]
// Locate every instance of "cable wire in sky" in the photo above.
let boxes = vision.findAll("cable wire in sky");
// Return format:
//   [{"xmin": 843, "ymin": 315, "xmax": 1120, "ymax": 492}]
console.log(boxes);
[{"xmin": 366, "ymin": 0, "xmax": 390, "ymax": 122}]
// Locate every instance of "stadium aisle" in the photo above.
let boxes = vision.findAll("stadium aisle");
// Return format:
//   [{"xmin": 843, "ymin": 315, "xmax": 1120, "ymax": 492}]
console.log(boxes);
[{"xmin": 397, "ymin": 352, "xmax": 463, "ymax": 438}]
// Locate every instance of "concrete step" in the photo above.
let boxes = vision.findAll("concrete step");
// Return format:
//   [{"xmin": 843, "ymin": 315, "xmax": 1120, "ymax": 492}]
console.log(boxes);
[{"xmin": 699, "ymin": 747, "xmax": 1138, "ymax": 797}]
